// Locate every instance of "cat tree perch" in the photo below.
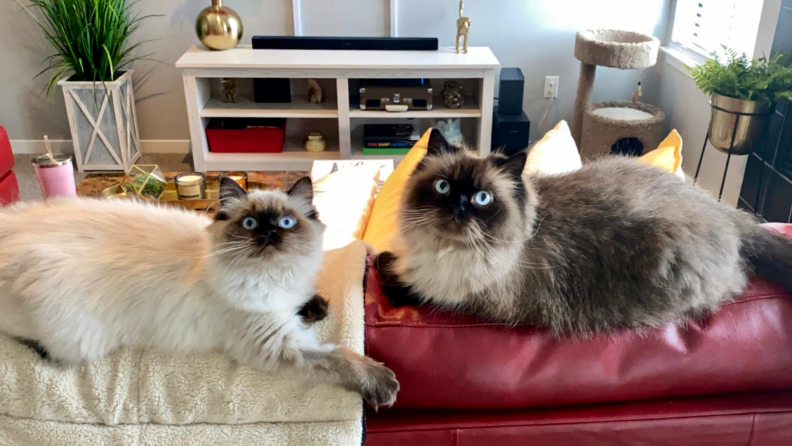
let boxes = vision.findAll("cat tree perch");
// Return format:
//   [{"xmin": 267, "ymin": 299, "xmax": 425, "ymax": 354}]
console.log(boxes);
[{"xmin": 573, "ymin": 29, "xmax": 665, "ymax": 158}]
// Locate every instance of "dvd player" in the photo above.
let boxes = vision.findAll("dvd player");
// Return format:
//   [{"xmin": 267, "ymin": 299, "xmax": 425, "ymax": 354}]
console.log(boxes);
[{"xmin": 252, "ymin": 36, "xmax": 438, "ymax": 51}]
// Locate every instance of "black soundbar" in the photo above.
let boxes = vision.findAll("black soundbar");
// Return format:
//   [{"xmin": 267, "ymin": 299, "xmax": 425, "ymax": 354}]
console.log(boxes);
[{"xmin": 252, "ymin": 36, "xmax": 438, "ymax": 51}]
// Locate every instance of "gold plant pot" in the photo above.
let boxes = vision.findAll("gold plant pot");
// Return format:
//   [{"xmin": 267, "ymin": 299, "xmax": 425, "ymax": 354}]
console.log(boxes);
[
  {"xmin": 195, "ymin": 0, "xmax": 244, "ymax": 51},
  {"xmin": 708, "ymin": 93, "xmax": 773, "ymax": 155}
]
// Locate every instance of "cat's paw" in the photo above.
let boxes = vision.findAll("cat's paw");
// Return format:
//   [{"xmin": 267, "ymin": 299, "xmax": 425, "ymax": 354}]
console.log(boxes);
[
  {"xmin": 298, "ymin": 295, "xmax": 329, "ymax": 324},
  {"xmin": 360, "ymin": 360, "xmax": 400, "ymax": 409}
]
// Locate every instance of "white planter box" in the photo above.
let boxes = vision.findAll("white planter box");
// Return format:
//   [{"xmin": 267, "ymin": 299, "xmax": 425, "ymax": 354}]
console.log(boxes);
[{"xmin": 59, "ymin": 71, "xmax": 141, "ymax": 171}]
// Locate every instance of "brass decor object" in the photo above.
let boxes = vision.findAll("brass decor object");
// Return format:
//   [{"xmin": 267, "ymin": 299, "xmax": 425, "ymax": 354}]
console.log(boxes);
[
  {"xmin": 222, "ymin": 78, "xmax": 237, "ymax": 103},
  {"xmin": 455, "ymin": 1, "xmax": 471, "ymax": 54},
  {"xmin": 441, "ymin": 81, "xmax": 465, "ymax": 108},
  {"xmin": 196, "ymin": 0, "xmax": 244, "ymax": 51}
]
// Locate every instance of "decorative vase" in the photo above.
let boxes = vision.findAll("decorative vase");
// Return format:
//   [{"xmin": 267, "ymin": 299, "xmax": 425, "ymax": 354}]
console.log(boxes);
[
  {"xmin": 195, "ymin": 0, "xmax": 243, "ymax": 51},
  {"xmin": 708, "ymin": 93, "xmax": 773, "ymax": 155},
  {"xmin": 305, "ymin": 132, "xmax": 327, "ymax": 152},
  {"xmin": 59, "ymin": 71, "xmax": 141, "ymax": 172}
]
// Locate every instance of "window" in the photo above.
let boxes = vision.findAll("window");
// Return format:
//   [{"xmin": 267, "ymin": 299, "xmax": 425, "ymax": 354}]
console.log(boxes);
[{"xmin": 671, "ymin": 0, "xmax": 764, "ymax": 59}]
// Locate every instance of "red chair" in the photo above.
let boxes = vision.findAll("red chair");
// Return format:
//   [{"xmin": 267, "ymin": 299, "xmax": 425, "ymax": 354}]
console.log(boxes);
[{"xmin": 0, "ymin": 126, "xmax": 20, "ymax": 205}]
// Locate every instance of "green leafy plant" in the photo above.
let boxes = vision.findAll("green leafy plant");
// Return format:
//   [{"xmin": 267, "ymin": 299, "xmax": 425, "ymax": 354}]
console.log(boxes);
[
  {"xmin": 122, "ymin": 174, "xmax": 165, "ymax": 199},
  {"xmin": 16, "ymin": 0, "xmax": 157, "ymax": 94},
  {"xmin": 687, "ymin": 46, "xmax": 792, "ymax": 103}
]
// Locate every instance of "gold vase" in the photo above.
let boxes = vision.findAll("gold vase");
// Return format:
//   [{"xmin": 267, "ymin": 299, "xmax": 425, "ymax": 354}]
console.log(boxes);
[{"xmin": 195, "ymin": 0, "xmax": 243, "ymax": 51}]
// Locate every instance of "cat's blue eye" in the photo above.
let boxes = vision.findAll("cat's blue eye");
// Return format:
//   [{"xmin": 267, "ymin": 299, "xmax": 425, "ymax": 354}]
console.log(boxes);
[
  {"xmin": 473, "ymin": 191, "xmax": 493, "ymax": 206},
  {"xmin": 242, "ymin": 217, "xmax": 258, "ymax": 230},
  {"xmin": 435, "ymin": 179, "xmax": 451, "ymax": 195},
  {"xmin": 279, "ymin": 216, "xmax": 296, "ymax": 229}
]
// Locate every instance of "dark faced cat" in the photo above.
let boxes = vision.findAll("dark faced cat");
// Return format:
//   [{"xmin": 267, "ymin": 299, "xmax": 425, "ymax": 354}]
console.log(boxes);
[{"xmin": 376, "ymin": 129, "xmax": 792, "ymax": 335}]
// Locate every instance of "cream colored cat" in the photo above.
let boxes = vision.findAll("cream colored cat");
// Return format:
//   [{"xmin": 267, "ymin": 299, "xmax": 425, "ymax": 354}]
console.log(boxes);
[{"xmin": 0, "ymin": 177, "xmax": 398, "ymax": 407}]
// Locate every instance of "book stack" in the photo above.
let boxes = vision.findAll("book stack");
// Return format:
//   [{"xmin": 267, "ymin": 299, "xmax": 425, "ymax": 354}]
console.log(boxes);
[{"xmin": 362, "ymin": 124, "xmax": 421, "ymax": 155}]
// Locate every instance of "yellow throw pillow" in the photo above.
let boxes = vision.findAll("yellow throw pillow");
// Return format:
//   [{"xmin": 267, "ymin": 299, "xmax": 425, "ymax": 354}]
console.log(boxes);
[
  {"xmin": 524, "ymin": 120, "xmax": 582, "ymax": 176},
  {"xmin": 362, "ymin": 128, "xmax": 431, "ymax": 253},
  {"xmin": 638, "ymin": 129, "xmax": 685, "ymax": 179}
]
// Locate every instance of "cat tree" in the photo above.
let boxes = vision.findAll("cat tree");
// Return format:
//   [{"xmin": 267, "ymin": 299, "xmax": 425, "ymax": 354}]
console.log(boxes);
[{"xmin": 573, "ymin": 29, "xmax": 665, "ymax": 159}]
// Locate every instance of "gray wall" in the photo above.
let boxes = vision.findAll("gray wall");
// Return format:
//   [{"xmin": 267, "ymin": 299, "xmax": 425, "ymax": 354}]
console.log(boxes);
[{"xmin": 0, "ymin": 0, "xmax": 670, "ymax": 149}]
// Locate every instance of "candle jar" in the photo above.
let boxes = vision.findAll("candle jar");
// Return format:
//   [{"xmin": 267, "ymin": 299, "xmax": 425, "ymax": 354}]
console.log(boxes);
[
  {"xmin": 32, "ymin": 154, "xmax": 77, "ymax": 199},
  {"xmin": 205, "ymin": 180, "xmax": 220, "ymax": 200},
  {"xmin": 174, "ymin": 173, "xmax": 206, "ymax": 200},
  {"xmin": 224, "ymin": 171, "xmax": 248, "ymax": 189}
]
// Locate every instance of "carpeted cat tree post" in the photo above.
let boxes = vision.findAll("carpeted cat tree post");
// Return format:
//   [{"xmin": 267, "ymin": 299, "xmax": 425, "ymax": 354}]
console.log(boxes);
[{"xmin": 572, "ymin": 29, "xmax": 665, "ymax": 159}]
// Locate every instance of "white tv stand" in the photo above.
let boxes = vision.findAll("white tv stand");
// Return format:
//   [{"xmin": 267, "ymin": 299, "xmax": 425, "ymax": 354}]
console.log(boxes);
[{"xmin": 176, "ymin": 45, "xmax": 499, "ymax": 172}]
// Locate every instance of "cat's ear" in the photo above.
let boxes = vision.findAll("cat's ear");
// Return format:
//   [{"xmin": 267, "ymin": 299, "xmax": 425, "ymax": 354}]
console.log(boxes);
[
  {"xmin": 491, "ymin": 150, "xmax": 528, "ymax": 179},
  {"xmin": 216, "ymin": 175, "xmax": 248, "ymax": 221},
  {"xmin": 288, "ymin": 177, "xmax": 314, "ymax": 203},
  {"xmin": 426, "ymin": 128, "xmax": 457, "ymax": 156}
]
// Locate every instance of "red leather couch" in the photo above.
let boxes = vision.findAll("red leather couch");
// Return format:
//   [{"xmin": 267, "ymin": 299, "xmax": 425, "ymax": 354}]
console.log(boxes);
[
  {"xmin": 364, "ymin": 224, "xmax": 792, "ymax": 445},
  {"xmin": 0, "ymin": 126, "xmax": 20, "ymax": 205}
]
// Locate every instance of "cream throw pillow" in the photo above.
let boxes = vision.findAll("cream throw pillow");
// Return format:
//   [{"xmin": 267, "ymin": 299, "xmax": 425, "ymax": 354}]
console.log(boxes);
[
  {"xmin": 523, "ymin": 120, "xmax": 583, "ymax": 176},
  {"xmin": 313, "ymin": 165, "xmax": 380, "ymax": 251}
]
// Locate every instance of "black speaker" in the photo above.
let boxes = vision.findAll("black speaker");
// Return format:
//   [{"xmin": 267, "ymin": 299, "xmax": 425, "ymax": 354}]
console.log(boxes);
[
  {"xmin": 253, "ymin": 36, "xmax": 438, "ymax": 51},
  {"xmin": 497, "ymin": 68, "xmax": 525, "ymax": 115},
  {"xmin": 492, "ymin": 106, "xmax": 530, "ymax": 156},
  {"xmin": 254, "ymin": 78, "xmax": 291, "ymax": 103}
]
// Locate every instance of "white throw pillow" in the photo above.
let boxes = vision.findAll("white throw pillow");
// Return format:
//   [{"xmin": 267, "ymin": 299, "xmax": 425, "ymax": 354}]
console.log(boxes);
[
  {"xmin": 313, "ymin": 165, "xmax": 380, "ymax": 251},
  {"xmin": 523, "ymin": 120, "xmax": 583, "ymax": 176}
]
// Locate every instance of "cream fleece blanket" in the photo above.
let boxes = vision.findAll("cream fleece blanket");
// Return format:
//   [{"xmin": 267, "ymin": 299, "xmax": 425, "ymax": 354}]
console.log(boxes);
[{"xmin": 0, "ymin": 241, "xmax": 369, "ymax": 445}]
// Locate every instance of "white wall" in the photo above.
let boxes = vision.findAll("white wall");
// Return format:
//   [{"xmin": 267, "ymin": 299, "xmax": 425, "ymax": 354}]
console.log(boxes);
[{"xmin": 0, "ymin": 0, "xmax": 670, "ymax": 151}]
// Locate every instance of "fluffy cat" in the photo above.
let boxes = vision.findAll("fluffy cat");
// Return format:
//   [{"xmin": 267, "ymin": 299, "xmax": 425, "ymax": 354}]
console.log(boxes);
[
  {"xmin": 377, "ymin": 129, "xmax": 792, "ymax": 335},
  {"xmin": 0, "ymin": 176, "xmax": 398, "ymax": 407}
]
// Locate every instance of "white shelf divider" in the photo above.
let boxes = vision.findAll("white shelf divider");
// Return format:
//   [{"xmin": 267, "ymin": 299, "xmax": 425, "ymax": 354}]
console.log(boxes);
[{"xmin": 176, "ymin": 45, "xmax": 499, "ymax": 171}]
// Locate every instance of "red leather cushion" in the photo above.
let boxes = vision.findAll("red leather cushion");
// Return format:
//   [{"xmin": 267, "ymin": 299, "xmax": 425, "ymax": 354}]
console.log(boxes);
[
  {"xmin": 0, "ymin": 171, "xmax": 19, "ymax": 206},
  {"xmin": 365, "ymin": 224, "xmax": 792, "ymax": 410},
  {"xmin": 0, "ymin": 126, "xmax": 14, "ymax": 177},
  {"xmin": 366, "ymin": 390, "xmax": 792, "ymax": 446}
]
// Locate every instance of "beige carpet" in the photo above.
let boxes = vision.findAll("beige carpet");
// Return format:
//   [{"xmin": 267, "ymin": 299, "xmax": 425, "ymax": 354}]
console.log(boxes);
[{"xmin": 13, "ymin": 154, "xmax": 193, "ymax": 201}]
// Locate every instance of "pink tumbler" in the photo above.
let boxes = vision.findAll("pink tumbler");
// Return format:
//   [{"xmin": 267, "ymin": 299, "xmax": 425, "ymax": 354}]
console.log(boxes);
[{"xmin": 32, "ymin": 154, "xmax": 77, "ymax": 199}]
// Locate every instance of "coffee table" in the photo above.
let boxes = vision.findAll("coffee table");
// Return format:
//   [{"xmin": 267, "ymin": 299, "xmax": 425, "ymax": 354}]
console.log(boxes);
[
  {"xmin": 76, "ymin": 171, "xmax": 307, "ymax": 212},
  {"xmin": 77, "ymin": 171, "xmax": 306, "ymax": 197}
]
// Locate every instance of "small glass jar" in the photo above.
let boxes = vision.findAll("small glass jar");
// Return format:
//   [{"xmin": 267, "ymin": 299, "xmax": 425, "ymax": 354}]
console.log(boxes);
[
  {"xmin": 305, "ymin": 132, "xmax": 326, "ymax": 152},
  {"xmin": 174, "ymin": 173, "xmax": 206, "ymax": 200},
  {"xmin": 224, "ymin": 171, "xmax": 248, "ymax": 189}
]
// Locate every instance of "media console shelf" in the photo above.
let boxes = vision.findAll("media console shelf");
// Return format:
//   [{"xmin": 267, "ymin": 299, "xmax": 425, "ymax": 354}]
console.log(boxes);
[{"xmin": 176, "ymin": 45, "xmax": 499, "ymax": 171}]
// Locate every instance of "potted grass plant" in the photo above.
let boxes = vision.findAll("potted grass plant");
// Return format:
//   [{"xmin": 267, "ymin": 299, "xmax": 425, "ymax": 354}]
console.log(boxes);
[
  {"xmin": 687, "ymin": 47, "xmax": 792, "ymax": 155},
  {"xmin": 18, "ymin": 0, "xmax": 156, "ymax": 171}
]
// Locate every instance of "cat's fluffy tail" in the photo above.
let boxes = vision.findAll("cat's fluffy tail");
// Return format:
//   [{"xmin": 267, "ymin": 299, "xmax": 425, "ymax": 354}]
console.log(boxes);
[{"xmin": 742, "ymin": 225, "xmax": 792, "ymax": 292}]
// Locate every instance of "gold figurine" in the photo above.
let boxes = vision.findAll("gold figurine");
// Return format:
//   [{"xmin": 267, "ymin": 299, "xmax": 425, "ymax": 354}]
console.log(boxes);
[
  {"xmin": 222, "ymin": 78, "xmax": 237, "ymax": 103},
  {"xmin": 455, "ymin": 0, "xmax": 471, "ymax": 54}
]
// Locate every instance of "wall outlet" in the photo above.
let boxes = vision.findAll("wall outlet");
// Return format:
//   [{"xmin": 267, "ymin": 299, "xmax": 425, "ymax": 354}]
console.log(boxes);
[{"xmin": 544, "ymin": 76, "xmax": 559, "ymax": 98}]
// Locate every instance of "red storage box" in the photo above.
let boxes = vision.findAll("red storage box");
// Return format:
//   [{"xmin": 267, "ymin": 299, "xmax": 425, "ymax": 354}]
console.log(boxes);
[{"xmin": 206, "ymin": 118, "xmax": 286, "ymax": 153}]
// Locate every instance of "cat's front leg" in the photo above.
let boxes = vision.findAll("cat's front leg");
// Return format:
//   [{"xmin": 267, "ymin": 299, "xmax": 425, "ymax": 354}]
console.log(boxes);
[
  {"xmin": 375, "ymin": 251, "xmax": 425, "ymax": 307},
  {"xmin": 223, "ymin": 312, "xmax": 399, "ymax": 408}
]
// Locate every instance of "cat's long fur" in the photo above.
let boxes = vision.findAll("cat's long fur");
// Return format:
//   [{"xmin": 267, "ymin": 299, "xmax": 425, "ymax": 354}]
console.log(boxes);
[
  {"xmin": 378, "ymin": 129, "xmax": 792, "ymax": 335},
  {"xmin": 0, "ymin": 177, "xmax": 398, "ymax": 406}
]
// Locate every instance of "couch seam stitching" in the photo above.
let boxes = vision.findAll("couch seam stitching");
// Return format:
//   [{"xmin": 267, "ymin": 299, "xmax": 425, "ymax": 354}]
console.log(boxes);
[{"xmin": 367, "ymin": 409, "xmax": 792, "ymax": 434}]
